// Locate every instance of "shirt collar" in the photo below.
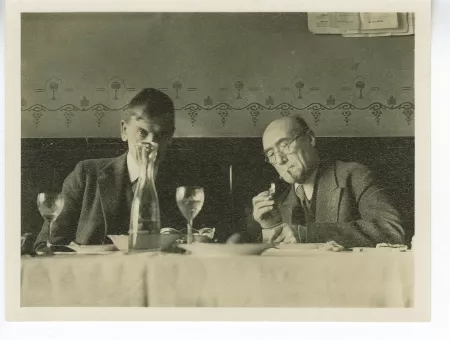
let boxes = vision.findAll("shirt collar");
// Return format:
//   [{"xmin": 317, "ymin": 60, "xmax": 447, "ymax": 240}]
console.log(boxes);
[
  {"xmin": 294, "ymin": 167, "xmax": 318, "ymax": 201},
  {"xmin": 126, "ymin": 152, "xmax": 139, "ymax": 183}
]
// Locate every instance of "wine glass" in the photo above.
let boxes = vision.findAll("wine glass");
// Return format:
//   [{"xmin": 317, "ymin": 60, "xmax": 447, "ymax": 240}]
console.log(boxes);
[
  {"xmin": 176, "ymin": 186, "xmax": 205, "ymax": 244},
  {"xmin": 37, "ymin": 192, "xmax": 65, "ymax": 249}
]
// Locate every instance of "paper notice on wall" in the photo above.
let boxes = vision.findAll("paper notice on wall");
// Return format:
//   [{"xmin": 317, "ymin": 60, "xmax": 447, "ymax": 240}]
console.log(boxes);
[
  {"xmin": 343, "ymin": 13, "xmax": 414, "ymax": 37},
  {"xmin": 360, "ymin": 12, "xmax": 399, "ymax": 30},
  {"xmin": 393, "ymin": 12, "xmax": 414, "ymax": 35},
  {"xmin": 308, "ymin": 12, "xmax": 414, "ymax": 37},
  {"xmin": 329, "ymin": 12, "xmax": 361, "ymax": 33},
  {"xmin": 307, "ymin": 13, "xmax": 341, "ymax": 34},
  {"xmin": 342, "ymin": 32, "xmax": 393, "ymax": 37},
  {"xmin": 360, "ymin": 13, "xmax": 407, "ymax": 33}
]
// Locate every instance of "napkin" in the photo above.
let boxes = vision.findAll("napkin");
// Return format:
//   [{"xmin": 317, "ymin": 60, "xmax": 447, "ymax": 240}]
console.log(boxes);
[
  {"xmin": 375, "ymin": 243, "xmax": 408, "ymax": 251},
  {"xmin": 321, "ymin": 241, "xmax": 346, "ymax": 252},
  {"xmin": 350, "ymin": 243, "xmax": 408, "ymax": 252}
]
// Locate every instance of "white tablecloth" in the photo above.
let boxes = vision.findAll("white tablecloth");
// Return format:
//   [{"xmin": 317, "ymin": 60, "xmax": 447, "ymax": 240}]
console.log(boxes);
[{"xmin": 21, "ymin": 251, "xmax": 413, "ymax": 307}]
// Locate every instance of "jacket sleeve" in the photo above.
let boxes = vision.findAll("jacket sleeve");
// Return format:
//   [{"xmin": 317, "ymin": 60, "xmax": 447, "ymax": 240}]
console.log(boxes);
[
  {"xmin": 34, "ymin": 161, "xmax": 86, "ymax": 251},
  {"xmin": 305, "ymin": 165, "xmax": 406, "ymax": 248}
]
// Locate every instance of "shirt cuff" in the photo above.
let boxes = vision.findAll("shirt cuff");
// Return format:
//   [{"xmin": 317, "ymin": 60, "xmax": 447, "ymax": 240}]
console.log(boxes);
[
  {"xmin": 261, "ymin": 221, "xmax": 284, "ymax": 230},
  {"xmin": 261, "ymin": 223, "xmax": 302, "ymax": 243}
]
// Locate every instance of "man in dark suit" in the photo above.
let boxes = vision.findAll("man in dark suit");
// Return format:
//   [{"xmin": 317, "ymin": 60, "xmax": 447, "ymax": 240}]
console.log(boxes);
[
  {"xmin": 34, "ymin": 88, "xmax": 184, "ymax": 251},
  {"xmin": 251, "ymin": 116, "xmax": 406, "ymax": 248}
]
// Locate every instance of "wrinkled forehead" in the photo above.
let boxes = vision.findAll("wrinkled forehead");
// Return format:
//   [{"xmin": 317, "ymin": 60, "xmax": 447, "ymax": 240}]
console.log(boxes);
[{"xmin": 262, "ymin": 120, "xmax": 297, "ymax": 150}]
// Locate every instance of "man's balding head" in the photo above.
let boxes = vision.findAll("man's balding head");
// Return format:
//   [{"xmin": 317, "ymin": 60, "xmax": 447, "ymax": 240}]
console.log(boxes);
[
  {"xmin": 262, "ymin": 116, "xmax": 318, "ymax": 184},
  {"xmin": 263, "ymin": 116, "xmax": 311, "ymax": 149}
]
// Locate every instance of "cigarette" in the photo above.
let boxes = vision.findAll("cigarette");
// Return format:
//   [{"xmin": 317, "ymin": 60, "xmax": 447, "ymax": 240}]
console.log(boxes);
[
  {"xmin": 269, "ymin": 183, "xmax": 276, "ymax": 196},
  {"xmin": 279, "ymin": 168, "xmax": 289, "ymax": 180}
]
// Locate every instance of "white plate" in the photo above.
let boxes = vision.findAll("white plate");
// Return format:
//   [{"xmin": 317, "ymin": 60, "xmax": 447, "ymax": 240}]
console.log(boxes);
[
  {"xmin": 34, "ymin": 244, "xmax": 117, "ymax": 256},
  {"xmin": 66, "ymin": 243, "xmax": 118, "ymax": 254},
  {"xmin": 178, "ymin": 243, "xmax": 274, "ymax": 257},
  {"xmin": 108, "ymin": 234, "xmax": 180, "ymax": 252}
]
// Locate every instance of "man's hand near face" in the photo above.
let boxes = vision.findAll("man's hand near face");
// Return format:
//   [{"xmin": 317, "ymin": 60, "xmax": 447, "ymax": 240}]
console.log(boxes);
[
  {"xmin": 252, "ymin": 190, "xmax": 283, "ymax": 229},
  {"xmin": 252, "ymin": 189, "xmax": 300, "ymax": 244}
]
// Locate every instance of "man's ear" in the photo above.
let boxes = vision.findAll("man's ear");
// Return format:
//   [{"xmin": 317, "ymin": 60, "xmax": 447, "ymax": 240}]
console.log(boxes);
[
  {"xmin": 166, "ymin": 136, "xmax": 173, "ymax": 147},
  {"xmin": 120, "ymin": 120, "xmax": 128, "ymax": 142},
  {"xmin": 307, "ymin": 131, "xmax": 316, "ymax": 147}
]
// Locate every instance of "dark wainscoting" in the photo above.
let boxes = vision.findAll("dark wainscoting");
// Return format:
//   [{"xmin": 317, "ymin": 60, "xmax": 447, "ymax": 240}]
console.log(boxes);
[{"xmin": 21, "ymin": 137, "xmax": 414, "ymax": 242}]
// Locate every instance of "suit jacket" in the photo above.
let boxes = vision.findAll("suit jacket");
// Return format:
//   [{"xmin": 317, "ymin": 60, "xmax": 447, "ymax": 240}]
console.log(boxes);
[
  {"xmin": 34, "ymin": 152, "xmax": 184, "ymax": 250},
  {"xmin": 249, "ymin": 160, "xmax": 406, "ymax": 248}
]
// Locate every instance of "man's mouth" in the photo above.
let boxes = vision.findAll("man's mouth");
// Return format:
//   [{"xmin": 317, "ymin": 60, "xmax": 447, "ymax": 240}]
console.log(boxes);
[{"xmin": 280, "ymin": 166, "xmax": 294, "ymax": 178}]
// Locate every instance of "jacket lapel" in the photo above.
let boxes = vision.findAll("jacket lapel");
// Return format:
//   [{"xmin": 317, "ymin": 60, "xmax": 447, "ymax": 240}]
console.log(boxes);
[
  {"xmin": 315, "ymin": 161, "xmax": 344, "ymax": 223},
  {"xmin": 97, "ymin": 152, "xmax": 128, "ymax": 235},
  {"xmin": 279, "ymin": 186, "xmax": 298, "ymax": 225}
]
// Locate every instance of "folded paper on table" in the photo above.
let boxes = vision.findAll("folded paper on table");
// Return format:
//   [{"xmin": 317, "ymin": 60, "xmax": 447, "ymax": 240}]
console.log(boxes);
[{"xmin": 375, "ymin": 243, "xmax": 408, "ymax": 251}]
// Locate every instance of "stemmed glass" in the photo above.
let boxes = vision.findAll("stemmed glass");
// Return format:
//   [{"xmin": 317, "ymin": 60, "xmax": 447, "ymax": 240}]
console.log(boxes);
[
  {"xmin": 176, "ymin": 186, "xmax": 205, "ymax": 244},
  {"xmin": 37, "ymin": 192, "xmax": 65, "ymax": 249}
]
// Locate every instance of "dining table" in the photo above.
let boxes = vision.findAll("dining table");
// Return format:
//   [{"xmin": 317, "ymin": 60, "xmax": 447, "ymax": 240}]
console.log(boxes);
[{"xmin": 20, "ymin": 246, "xmax": 414, "ymax": 308}]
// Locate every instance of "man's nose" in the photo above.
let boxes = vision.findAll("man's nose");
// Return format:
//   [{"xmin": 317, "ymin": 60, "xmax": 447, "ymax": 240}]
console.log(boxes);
[
  {"xmin": 143, "ymin": 133, "xmax": 154, "ymax": 143},
  {"xmin": 275, "ymin": 152, "xmax": 288, "ymax": 165}
]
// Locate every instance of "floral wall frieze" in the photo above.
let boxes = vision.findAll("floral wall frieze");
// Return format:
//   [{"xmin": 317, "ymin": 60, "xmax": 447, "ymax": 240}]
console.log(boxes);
[{"xmin": 22, "ymin": 100, "xmax": 415, "ymax": 128}]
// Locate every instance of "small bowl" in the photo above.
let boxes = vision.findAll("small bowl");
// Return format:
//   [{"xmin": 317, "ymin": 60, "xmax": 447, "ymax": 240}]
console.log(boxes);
[
  {"xmin": 173, "ymin": 234, "xmax": 213, "ymax": 244},
  {"xmin": 192, "ymin": 234, "xmax": 212, "ymax": 243}
]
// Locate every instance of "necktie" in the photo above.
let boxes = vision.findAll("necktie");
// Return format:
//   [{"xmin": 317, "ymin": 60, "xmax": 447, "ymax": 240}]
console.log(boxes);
[
  {"xmin": 295, "ymin": 185, "xmax": 315, "ymax": 222},
  {"xmin": 131, "ymin": 179, "xmax": 138, "ymax": 194},
  {"xmin": 116, "ymin": 180, "xmax": 138, "ymax": 235},
  {"xmin": 292, "ymin": 185, "xmax": 309, "ymax": 243},
  {"xmin": 125, "ymin": 179, "xmax": 138, "ymax": 210},
  {"xmin": 295, "ymin": 185, "xmax": 311, "ymax": 213}
]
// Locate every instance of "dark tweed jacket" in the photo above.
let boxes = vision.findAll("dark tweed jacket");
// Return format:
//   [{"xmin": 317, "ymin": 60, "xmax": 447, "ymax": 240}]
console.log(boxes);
[
  {"xmin": 34, "ymin": 152, "xmax": 183, "ymax": 250},
  {"xmin": 248, "ymin": 160, "xmax": 406, "ymax": 248}
]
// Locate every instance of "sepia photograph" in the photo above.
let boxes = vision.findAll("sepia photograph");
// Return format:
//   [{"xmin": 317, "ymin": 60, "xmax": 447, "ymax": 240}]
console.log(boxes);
[{"xmin": 4, "ymin": 0, "xmax": 431, "ymax": 323}]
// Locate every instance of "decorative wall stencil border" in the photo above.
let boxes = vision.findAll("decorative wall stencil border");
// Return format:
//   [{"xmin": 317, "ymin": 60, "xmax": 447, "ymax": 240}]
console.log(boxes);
[{"xmin": 22, "ymin": 101, "xmax": 415, "ymax": 127}]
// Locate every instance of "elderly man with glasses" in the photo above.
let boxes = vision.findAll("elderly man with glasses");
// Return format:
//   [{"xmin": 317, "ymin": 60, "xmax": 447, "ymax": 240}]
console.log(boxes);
[{"xmin": 251, "ymin": 116, "xmax": 406, "ymax": 248}]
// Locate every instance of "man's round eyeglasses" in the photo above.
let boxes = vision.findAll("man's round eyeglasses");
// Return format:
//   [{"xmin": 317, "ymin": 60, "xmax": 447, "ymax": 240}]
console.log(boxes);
[{"xmin": 264, "ymin": 133, "xmax": 303, "ymax": 165}]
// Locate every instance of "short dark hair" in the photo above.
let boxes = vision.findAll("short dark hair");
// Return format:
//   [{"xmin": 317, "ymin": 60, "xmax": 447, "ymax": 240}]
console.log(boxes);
[
  {"xmin": 292, "ymin": 115, "xmax": 312, "ymax": 136},
  {"xmin": 124, "ymin": 88, "xmax": 175, "ymax": 135}
]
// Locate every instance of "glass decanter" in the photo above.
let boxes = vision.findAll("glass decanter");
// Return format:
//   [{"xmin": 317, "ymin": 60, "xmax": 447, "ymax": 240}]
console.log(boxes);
[{"xmin": 128, "ymin": 142, "xmax": 161, "ymax": 252}]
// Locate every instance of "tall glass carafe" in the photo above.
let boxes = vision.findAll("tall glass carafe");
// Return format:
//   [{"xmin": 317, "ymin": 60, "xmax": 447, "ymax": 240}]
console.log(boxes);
[{"xmin": 128, "ymin": 142, "xmax": 161, "ymax": 252}]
